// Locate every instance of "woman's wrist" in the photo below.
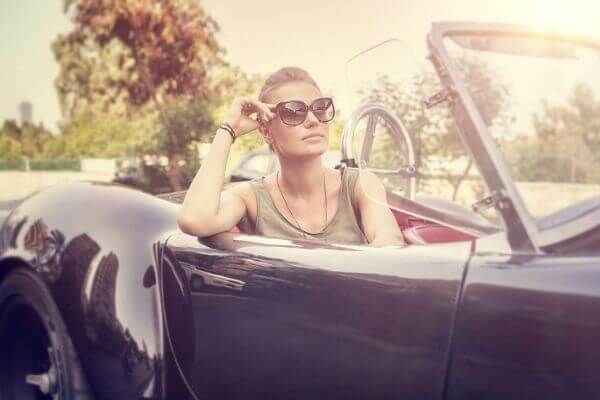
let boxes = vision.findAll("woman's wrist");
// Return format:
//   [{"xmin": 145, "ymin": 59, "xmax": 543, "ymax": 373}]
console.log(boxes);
[
  {"xmin": 217, "ymin": 122, "xmax": 237, "ymax": 143},
  {"xmin": 215, "ymin": 126, "xmax": 235, "ymax": 144},
  {"xmin": 222, "ymin": 117, "xmax": 240, "ymax": 133}
]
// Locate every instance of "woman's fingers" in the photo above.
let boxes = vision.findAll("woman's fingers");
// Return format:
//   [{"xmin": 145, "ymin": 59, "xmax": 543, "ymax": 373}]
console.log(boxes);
[
  {"xmin": 248, "ymin": 102, "xmax": 274, "ymax": 124},
  {"xmin": 234, "ymin": 98, "xmax": 275, "ymax": 133},
  {"xmin": 261, "ymin": 104, "xmax": 275, "ymax": 122},
  {"xmin": 253, "ymin": 100, "xmax": 274, "ymax": 119}
]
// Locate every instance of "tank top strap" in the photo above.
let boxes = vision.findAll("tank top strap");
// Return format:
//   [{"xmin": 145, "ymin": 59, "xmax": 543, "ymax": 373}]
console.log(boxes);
[
  {"xmin": 247, "ymin": 177, "xmax": 270, "ymax": 204},
  {"xmin": 247, "ymin": 176, "xmax": 270, "ymax": 231},
  {"xmin": 341, "ymin": 167, "xmax": 361, "ymax": 209}
]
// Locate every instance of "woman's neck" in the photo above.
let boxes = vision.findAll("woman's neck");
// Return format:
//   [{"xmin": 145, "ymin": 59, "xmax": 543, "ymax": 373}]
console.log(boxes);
[{"xmin": 277, "ymin": 155, "xmax": 325, "ymax": 199}]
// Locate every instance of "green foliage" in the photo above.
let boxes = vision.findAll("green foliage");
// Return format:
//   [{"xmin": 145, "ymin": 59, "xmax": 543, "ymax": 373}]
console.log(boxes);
[
  {"xmin": 357, "ymin": 57, "xmax": 511, "ymax": 199},
  {"xmin": 207, "ymin": 66, "xmax": 269, "ymax": 172},
  {"xmin": 54, "ymin": 0, "xmax": 222, "ymax": 116},
  {"xmin": 328, "ymin": 114, "xmax": 345, "ymax": 151},
  {"xmin": 42, "ymin": 136, "xmax": 67, "ymax": 158},
  {"xmin": 53, "ymin": 0, "xmax": 224, "ymax": 190},
  {"xmin": 0, "ymin": 158, "xmax": 25, "ymax": 171},
  {"xmin": 29, "ymin": 159, "xmax": 81, "ymax": 171},
  {"xmin": 0, "ymin": 135, "xmax": 23, "ymax": 158},
  {"xmin": 0, "ymin": 119, "xmax": 69, "ymax": 168},
  {"xmin": 58, "ymin": 106, "xmax": 158, "ymax": 157},
  {"xmin": 506, "ymin": 82, "xmax": 600, "ymax": 184},
  {"xmin": 0, "ymin": 120, "xmax": 56, "ymax": 158}
]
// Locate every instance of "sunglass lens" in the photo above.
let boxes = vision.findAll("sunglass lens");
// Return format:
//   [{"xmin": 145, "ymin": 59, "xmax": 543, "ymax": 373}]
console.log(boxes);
[
  {"xmin": 312, "ymin": 98, "xmax": 334, "ymax": 122},
  {"xmin": 280, "ymin": 101, "xmax": 308, "ymax": 125}
]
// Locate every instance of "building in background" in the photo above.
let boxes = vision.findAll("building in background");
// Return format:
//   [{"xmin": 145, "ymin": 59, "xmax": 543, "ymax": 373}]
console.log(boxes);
[{"xmin": 19, "ymin": 101, "xmax": 33, "ymax": 125}]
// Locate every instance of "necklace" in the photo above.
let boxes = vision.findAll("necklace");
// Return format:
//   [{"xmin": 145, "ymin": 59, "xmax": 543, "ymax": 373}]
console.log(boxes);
[{"xmin": 276, "ymin": 170, "xmax": 327, "ymax": 238}]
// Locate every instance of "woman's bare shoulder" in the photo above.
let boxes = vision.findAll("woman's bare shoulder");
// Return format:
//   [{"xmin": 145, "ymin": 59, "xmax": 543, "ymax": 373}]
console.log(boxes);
[
  {"xmin": 223, "ymin": 180, "xmax": 260, "ymax": 224},
  {"xmin": 223, "ymin": 180, "xmax": 256, "ymax": 204}
]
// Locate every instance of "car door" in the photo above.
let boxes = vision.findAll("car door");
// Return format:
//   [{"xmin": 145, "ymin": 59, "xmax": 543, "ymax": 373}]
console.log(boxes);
[
  {"xmin": 163, "ymin": 231, "xmax": 473, "ymax": 400},
  {"xmin": 427, "ymin": 22, "xmax": 600, "ymax": 400},
  {"xmin": 446, "ymin": 234, "xmax": 600, "ymax": 400}
]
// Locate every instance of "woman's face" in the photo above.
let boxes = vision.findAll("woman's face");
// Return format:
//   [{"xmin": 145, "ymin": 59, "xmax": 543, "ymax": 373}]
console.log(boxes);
[{"xmin": 260, "ymin": 81, "xmax": 331, "ymax": 159}]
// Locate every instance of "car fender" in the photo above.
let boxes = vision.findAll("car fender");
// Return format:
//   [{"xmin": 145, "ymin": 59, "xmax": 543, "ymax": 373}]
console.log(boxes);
[{"xmin": 0, "ymin": 181, "xmax": 181, "ymax": 399}]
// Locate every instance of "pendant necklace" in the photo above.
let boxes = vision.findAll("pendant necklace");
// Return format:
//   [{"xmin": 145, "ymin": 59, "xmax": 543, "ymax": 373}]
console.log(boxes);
[{"xmin": 276, "ymin": 170, "xmax": 327, "ymax": 239}]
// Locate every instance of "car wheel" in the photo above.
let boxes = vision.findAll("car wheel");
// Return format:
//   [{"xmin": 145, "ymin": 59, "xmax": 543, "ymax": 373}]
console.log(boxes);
[{"xmin": 0, "ymin": 268, "xmax": 94, "ymax": 400}]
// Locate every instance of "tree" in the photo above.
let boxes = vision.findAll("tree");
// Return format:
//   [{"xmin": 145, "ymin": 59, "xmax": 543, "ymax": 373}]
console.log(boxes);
[
  {"xmin": 204, "ymin": 65, "xmax": 270, "ymax": 173},
  {"xmin": 0, "ymin": 120, "xmax": 55, "ymax": 159},
  {"xmin": 0, "ymin": 135, "xmax": 23, "ymax": 158},
  {"xmin": 53, "ymin": 0, "xmax": 223, "ymax": 190},
  {"xmin": 508, "ymin": 82, "xmax": 600, "ymax": 183},
  {"xmin": 57, "ymin": 105, "xmax": 156, "ymax": 157},
  {"xmin": 357, "ymin": 55, "xmax": 511, "ymax": 200}
]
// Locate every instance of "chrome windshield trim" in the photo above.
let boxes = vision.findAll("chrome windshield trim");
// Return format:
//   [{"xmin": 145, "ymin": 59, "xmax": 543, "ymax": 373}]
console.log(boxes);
[
  {"xmin": 341, "ymin": 101, "xmax": 417, "ymax": 199},
  {"xmin": 428, "ymin": 21, "xmax": 600, "ymax": 251},
  {"xmin": 428, "ymin": 22, "xmax": 542, "ymax": 252}
]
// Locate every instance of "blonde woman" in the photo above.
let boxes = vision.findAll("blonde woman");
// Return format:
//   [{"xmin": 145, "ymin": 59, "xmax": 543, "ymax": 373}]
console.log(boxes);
[{"xmin": 178, "ymin": 67, "xmax": 404, "ymax": 247}]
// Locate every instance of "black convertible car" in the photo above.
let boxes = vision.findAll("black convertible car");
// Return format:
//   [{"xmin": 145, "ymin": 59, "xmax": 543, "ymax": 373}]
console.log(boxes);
[{"xmin": 1, "ymin": 22, "xmax": 599, "ymax": 400}]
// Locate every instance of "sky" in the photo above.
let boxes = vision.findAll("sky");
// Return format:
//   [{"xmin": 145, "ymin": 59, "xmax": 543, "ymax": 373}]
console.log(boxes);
[{"xmin": 1, "ymin": 0, "xmax": 600, "ymax": 132}]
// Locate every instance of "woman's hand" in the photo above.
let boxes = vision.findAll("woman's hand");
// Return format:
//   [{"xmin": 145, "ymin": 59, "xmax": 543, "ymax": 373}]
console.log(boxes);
[{"xmin": 224, "ymin": 97, "xmax": 276, "ymax": 138}]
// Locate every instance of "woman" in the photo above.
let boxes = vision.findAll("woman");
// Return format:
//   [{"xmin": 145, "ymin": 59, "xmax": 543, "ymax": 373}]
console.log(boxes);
[{"xmin": 178, "ymin": 67, "xmax": 404, "ymax": 247}]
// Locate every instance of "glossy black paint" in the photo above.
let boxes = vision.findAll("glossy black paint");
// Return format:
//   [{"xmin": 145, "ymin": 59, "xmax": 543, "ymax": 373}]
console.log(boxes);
[
  {"xmin": 0, "ymin": 182, "xmax": 180, "ymax": 400},
  {"xmin": 1, "ymin": 22, "xmax": 599, "ymax": 399},
  {"xmin": 164, "ymin": 232, "xmax": 472, "ymax": 400},
  {"xmin": 0, "ymin": 180, "xmax": 598, "ymax": 400},
  {"xmin": 446, "ymin": 235, "xmax": 600, "ymax": 399}
]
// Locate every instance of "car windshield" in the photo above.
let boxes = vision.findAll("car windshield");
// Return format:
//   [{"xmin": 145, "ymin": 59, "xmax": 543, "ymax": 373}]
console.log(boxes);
[
  {"xmin": 344, "ymin": 39, "xmax": 501, "ymax": 229},
  {"xmin": 444, "ymin": 32, "xmax": 600, "ymax": 222}
]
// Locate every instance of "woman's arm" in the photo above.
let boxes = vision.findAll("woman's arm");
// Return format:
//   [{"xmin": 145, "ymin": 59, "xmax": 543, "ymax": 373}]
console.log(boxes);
[
  {"xmin": 177, "ymin": 127, "xmax": 246, "ymax": 237},
  {"xmin": 354, "ymin": 170, "xmax": 406, "ymax": 247},
  {"xmin": 177, "ymin": 98, "xmax": 274, "ymax": 237}
]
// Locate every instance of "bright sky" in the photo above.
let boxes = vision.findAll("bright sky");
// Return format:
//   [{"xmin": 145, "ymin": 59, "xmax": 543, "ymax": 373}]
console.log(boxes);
[{"xmin": 1, "ymin": 0, "xmax": 600, "ymax": 132}]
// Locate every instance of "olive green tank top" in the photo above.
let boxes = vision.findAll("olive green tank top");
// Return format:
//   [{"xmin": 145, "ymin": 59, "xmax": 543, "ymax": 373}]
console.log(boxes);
[{"xmin": 248, "ymin": 167, "xmax": 368, "ymax": 244}]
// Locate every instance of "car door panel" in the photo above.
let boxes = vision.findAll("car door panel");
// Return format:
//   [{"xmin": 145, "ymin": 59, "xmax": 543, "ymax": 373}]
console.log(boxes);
[
  {"xmin": 446, "ymin": 253, "xmax": 600, "ymax": 399},
  {"xmin": 164, "ymin": 232, "xmax": 472, "ymax": 400}
]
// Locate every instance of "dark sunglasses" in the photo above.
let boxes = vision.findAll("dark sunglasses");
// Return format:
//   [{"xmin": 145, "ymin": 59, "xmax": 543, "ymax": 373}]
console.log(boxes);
[{"xmin": 272, "ymin": 97, "xmax": 335, "ymax": 126}]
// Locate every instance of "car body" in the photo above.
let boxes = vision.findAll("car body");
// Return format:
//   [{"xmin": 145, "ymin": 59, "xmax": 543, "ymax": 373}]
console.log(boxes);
[{"xmin": 1, "ymin": 22, "xmax": 599, "ymax": 400}]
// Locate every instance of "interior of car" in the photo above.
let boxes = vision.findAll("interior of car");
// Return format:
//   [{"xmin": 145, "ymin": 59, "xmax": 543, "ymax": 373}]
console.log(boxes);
[{"xmin": 225, "ymin": 188, "xmax": 499, "ymax": 246}]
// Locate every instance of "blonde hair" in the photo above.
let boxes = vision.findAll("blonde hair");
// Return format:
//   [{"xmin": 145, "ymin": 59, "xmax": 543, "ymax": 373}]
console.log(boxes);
[{"xmin": 258, "ymin": 67, "xmax": 321, "ymax": 152}]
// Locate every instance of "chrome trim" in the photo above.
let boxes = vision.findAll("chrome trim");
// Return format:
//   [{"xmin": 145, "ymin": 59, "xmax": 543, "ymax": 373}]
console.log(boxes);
[
  {"xmin": 428, "ymin": 22, "xmax": 545, "ymax": 252},
  {"xmin": 341, "ymin": 102, "xmax": 417, "ymax": 200},
  {"xmin": 430, "ymin": 22, "xmax": 600, "ymax": 250}
]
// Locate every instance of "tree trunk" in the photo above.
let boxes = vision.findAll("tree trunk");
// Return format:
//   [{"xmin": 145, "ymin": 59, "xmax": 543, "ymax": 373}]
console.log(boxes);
[
  {"xmin": 131, "ymin": 42, "xmax": 183, "ymax": 193},
  {"xmin": 166, "ymin": 154, "xmax": 183, "ymax": 192}
]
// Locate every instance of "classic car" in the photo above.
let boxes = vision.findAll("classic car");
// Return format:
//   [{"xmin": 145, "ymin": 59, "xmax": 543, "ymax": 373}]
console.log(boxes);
[
  {"xmin": 1, "ymin": 22, "xmax": 599, "ymax": 400},
  {"xmin": 111, "ymin": 158, "xmax": 176, "ymax": 195}
]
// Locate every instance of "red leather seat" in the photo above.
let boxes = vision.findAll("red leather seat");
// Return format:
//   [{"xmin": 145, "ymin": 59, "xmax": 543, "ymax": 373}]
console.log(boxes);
[
  {"xmin": 230, "ymin": 206, "xmax": 475, "ymax": 245},
  {"xmin": 401, "ymin": 224, "xmax": 474, "ymax": 245},
  {"xmin": 390, "ymin": 208, "xmax": 475, "ymax": 244}
]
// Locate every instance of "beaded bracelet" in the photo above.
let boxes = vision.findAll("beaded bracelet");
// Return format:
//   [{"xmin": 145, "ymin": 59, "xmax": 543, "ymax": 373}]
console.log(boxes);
[{"xmin": 217, "ymin": 122, "xmax": 237, "ymax": 143}]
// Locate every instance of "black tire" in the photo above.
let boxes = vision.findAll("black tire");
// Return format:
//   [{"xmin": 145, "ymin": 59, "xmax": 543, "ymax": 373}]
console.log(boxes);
[{"xmin": 0, "ymin": 268, "xmax": 94, "ymax": 400}]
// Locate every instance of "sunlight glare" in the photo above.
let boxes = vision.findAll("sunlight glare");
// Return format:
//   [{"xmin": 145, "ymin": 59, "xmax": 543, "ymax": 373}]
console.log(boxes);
[{"xmin": 524, "ymin": 0, "xmax": 600, "ymax": 36}]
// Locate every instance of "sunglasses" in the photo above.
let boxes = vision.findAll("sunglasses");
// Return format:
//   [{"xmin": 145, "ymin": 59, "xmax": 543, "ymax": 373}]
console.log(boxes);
[{"xmin": 271, "ymin": 97, "xmax": 335, "ymax": 126}]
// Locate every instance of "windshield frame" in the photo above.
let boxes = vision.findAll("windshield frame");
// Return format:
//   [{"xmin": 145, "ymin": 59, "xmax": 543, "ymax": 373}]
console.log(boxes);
[{"xmin": 427, "ymin": 21, "xmax": 600, "ymax": 252}]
